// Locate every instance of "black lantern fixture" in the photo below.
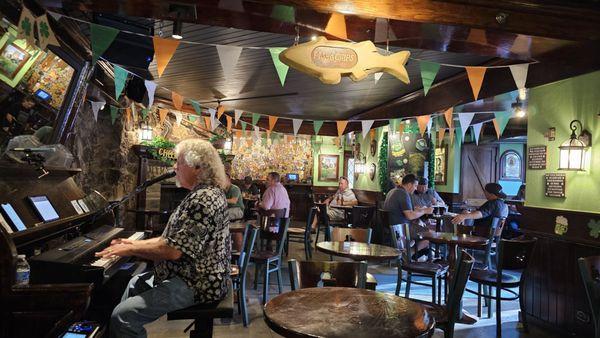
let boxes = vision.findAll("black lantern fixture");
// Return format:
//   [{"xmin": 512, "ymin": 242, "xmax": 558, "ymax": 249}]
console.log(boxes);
[
  {"xmin": 172, "ymin": 20, "xmax": 183, "ymax": 39},
  {"xmin": 138, "ymin": 121, "xmax": 153, "ymax": 142},
  {"xmin": 558, "ymin": 120, "xmax": 591, "ymax": 171}
]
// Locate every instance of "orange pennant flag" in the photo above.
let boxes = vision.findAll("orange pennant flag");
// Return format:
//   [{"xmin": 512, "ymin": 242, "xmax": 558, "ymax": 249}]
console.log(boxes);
[
  {"xmin": 171, "ymin": 92, "xmax": 183, "ymax": 110},
  {"xmin": 203, "ymin": 116, "xmax": 211, "ymax": 130},
  {"xmin": 153, "ymin": 37, "xmax": 180, "ymax": 78},
  {"xmin": 449, "ymin": 127, "xmax": 455, "ymax": 145},
  {"xmin": 444, "ymin": 107, "xmax": 454, "ymax": 127},
  {"xmin": 226, "ymin": 116, "xmax": 232, "ymax": 132},
  {"xmin": 416, "ymin": 115, "xmax": 431, "ymax": 136},
  {"xmin": 235, "ymin": 130, "xmax": 242, "ymax": 138},
  {"xmin": 325, "ymin": 13, "xmax": 347, "ymax": 39},
  {"xmin": 268, "ymin": 116, "xmax": 278, "ymax": 131},
  {"xmin": 492, "ymin": 118, "xmax": 501, "ymax": 139},
  {"xmin": 336, "ymin": 120, "xmax": 348, "ymax": 137},
  {"xmin": 465, "ymin": 66, "xmax": 486, "ymax": 100},
  {"xmin": 438, "ymin": 128, "xmax": 446, "ymax": 145},
  {"xmin": 217, "ymin": 105, "xmax": 225, "ymax": 119},
  {"xmin": 159, "ymin": 108, "xmax": 168, "ymax": 124}
]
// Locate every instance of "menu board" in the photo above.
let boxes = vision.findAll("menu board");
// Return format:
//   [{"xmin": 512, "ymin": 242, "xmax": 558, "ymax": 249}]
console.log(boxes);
[
  {"xmin": 528, "ymin": 146, "xmax": 547, "ymax": 169},
  {"xmin": 545, "ymin": 173, "xmax": 566, "ymax": 198}
]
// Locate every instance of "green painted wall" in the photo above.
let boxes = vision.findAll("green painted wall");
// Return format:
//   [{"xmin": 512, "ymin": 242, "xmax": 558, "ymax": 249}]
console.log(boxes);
[
  {"xmin": 498, "ymin": 143, "xmax": 525, "ymax": 196},
  {"xmin": 436, "ymin": 135, "xmax": 461, "ymax": 194},
  {"xmin": 312, "ymin": 136, "xmax": 344, "ymax": 187},
  {"xmin": 0, "ymin": 32, "xmax": 42, "ymax": 88},
  {"xmin": 354, "ymin": 127, "xmax": 386, "ymax": 192},
  {"xmin": 525, "ymin": 70, "xmax": 600, "ymax": 214}
]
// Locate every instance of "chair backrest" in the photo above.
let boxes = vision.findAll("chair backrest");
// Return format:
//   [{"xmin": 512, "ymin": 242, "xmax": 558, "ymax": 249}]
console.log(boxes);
[
  {"xmin": 329, "ymin": 227, "xmax": 372, "ymax": 244},
  {"xmin": 305, "ymin": 207, "xmax": 317, "ymax": 240},
  {"xmin": 288, "ymin": 259, "xmax": 367, "ymax": 290},
  {"xmin": 578, "ymin": 255, "xmax": 600, "ymax": 335},
  {"xmin": 351, "ymin": 205, "xmax": 375, "ymax": 228},
  {"xmin": 317, "ymin": 203, "xmax": 331, "ymax": 227},
  {"xmin": 389, "ymin": 223, "xmax": 411, "ymax": 261},
  {"xmin": 258, "ymin": 208, "xmax": 286, "ymax": 229},
  {"xmin": 496, "ymin": 237, "xmax": 537, "ymax": 284},
  {"xmin": 237, "ymin": 223, "xmax": 252, "ymax": 266},
  {"xmin": 240, "ymin": 228, "xmax": 259, "ymax": 277},
  {"xmin": 481, "ymin": 217, "xmax": 502, "ymax": 268},
  {"xmin": 445, "ymin": 250, "xmax": 475, "ymax": 324},
  {"xmin": 273, "ymin": 217, "xmax": 290, "ymax": 256}
]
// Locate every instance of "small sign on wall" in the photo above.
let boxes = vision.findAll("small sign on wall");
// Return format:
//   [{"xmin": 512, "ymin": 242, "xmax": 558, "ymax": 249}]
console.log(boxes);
[
  {"xmin": 545, "ymin": 173, "xmax": 566, "ymax": 198},
  {"xmin": 528, "ymin": 146, "xmax": 547, "ymax": 169}
]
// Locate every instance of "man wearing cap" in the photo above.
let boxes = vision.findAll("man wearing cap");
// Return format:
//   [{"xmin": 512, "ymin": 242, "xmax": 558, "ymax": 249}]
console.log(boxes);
[
  {"xmin": 411, "ymin": 177, "xmax": 446, "ymax": 208},
  {"xmin": 451, "ymin": 183, "xmax": 509, "ymax": 230}
]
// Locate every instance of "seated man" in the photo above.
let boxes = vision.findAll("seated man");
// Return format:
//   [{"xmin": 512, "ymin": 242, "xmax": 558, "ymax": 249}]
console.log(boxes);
[
  {"xmin": 258, "ymin": 171, "xmax": 290, "ymax": 217},
  {"xmin": 225, "ymin": 174, "xmax": 245, "ymax": 221},
  {"xmin": 241, "ymin": 175, "xmax": 260, "ymax": 197},
  {"xmin": 411, "ymin": 177, "xmax": 445, "ymax": 208},
  {"xmin": 452, "ymin": 183, "xmax": 509, "ymax": 235},
  {"xmin": 97, "ymin": 139, "xmax": 231, "ymax": 338},
  {"xmin": 325, "ymin": 176, "xmax": 358, "ymax": 223}
]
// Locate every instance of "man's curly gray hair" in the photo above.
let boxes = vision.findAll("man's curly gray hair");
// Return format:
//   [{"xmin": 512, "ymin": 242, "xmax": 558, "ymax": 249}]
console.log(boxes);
[{"xmin": 174, "ymin": 138, "xmax": 227, "ymax": 189}]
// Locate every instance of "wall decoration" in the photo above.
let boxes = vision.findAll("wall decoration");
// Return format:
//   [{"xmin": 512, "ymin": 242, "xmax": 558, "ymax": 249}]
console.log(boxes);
[
  {"xmin": 588, "ymin": 220, "xmax": 600, "ymax": 239},
  {"xmin": 554, "ymin": 216, "xmax": 568, "ymax": 236},
  {"xmin": 434, "ymin": 146, "xmax": 448, "ymax": 185},
  {"xmin": 388, "ymin": 129, "xmax": 429, "ymax": 185},
  {"xmin": 369, "ymin": 163, "xmax": 377, "ymax": 181},
  {"xmin": 370, "ymin": 138, "xmax": 377, "ymax": 156},
  {"xmin": 279, "ymin": 36, "xmax": 410, "ymax": 85},
  {"xmin": 545, "ymin": 173, "xmax": 566, "ymax": 198},
  {"xmin": 528, "ymin": 145, "xmax": 547, "ymax": 169},
  {"xmin": 0, "ymin": 43, "xmax": 31, "ymax": 79},
  {"xmin": 378, "ymin": 132, "xmax": 389, "ymax": 192},
  {"xmin": 318, "ymin": 154, "xmax": 340, "ymax": 182},
  {"xmin": 500, "ymin": 150, "xmax": 522, "ymax": 180},
  {"xmin": 544, "ymin": 127, "xmax": 556, "ymax": 141},
  {"xmin": 25, "ymin": 50, "xmax": 75, "ymax": 110}
]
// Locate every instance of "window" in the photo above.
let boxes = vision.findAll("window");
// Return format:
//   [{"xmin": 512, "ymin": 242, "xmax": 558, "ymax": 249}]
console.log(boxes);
[{"xmin": 500, "ymin": 150, "xmax": 522, "ymax": 180}]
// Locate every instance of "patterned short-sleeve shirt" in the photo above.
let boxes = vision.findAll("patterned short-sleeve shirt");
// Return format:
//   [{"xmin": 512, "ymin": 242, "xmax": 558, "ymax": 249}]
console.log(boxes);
[{"xmin": 154, "ymin": 184, "xmax": 231, "ymax": 303}]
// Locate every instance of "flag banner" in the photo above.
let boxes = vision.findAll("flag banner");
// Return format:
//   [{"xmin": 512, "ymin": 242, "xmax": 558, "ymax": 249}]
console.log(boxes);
[
  {"xmin": 444, "ymin": 107, "xmax": 454, "ymax": 127},
  {"xmin": 191, "ymin": 100, "xmax": 202, "ymax": 115},
  {"xmin": 234, "ymin": 110, "xmax": 243, "ymax": 125},
  {"xmin": 269, "ymin": 47, "xmax": 289, "ymax": 86},
  {"xmin": 36, "ymin": 14, "xmax": 60, "ymax": 49},
  {"xmin": 153, "ymin": 36, "xmax": 180, "ymax": 77},
  {"xmin": 292, "ymin": 119, "xmax": 302, "ymax": 135},
  {"xmin": 420, "ymin": 61, "xmax": 440, "ymax": 96},
  {"xmin": 325, "ymin": 13, "xmax": 347, "ymax": 39},
  {"xmin": 509, "ymin": 64, "xmax": 529, "ymax": 89},
  {"xmin": 268, "ymin": 116, "xmax": 278, "ymax": 130},
  {"xmin": 110, "ymin": 105, "xmax": 119, "ymax": 125},
  {"xmin": 336, "ymin": 121, "xmax": 348, "ymax": 137},
  {"xmin": 313, "ymin": 120, "xmax": 323, "ymax": 135},
  {"xmin": 216, "ymin": 45, "xmax": 243, "ymax": 80},
  {"xmin": 91, "ymin": 23, "xmax": 119, "ymax": 64},
  {"xmin": 144, "ymin": 80, "xmax": 157, "ymax": 108},
  {"xmin": 416, "ymin": 115, "xmax": 431, "ymax": 136},
  {"xmin": 171, "ymin": 91, "xmax": 184, "ymax": 110},
  {"xmin": 472, "ymin": 122, "xmax": 483, "ymax": 145},
  {"xmin": 271, "ymin": 5, "xmax": 295, "ymax": 23},
  {"xmin": 114, "ymin": 65, "xmax": 128, "ymax": 99},
  {"xmin": 361, "ymin": 120, "xmax": 374, "ymax": 139},
  {"xmin": 374, "ymin": 18, "xmax": 397, "ymax": 42},
  {"xmin": 465, "ymin": 67, "xmax": 486, "ymax": 100}
]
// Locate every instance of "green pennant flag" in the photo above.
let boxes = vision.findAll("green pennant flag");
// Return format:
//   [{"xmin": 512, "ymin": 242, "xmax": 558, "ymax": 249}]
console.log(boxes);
[
  {"xmin": 494, "ymin": 111, "xmax": 512, "ymax": 136},
  {"xmin": 110, "ymin": 105, "xmax": 119, "ymax": 125},
  {"xmin": 114, "ymin": 65, "xmax": 128, "ymax": 99},
  {"xmin": 252, "ymin": 113, "xmax": 260, "ymax": 125},
  {"xmin": 91, "ymin": 23, "xmax": 119, "ymax": 65},
  {"xmin": 313, "ymin": 120, "xmax": 324, "ymax": 135},
  {"xmin": 419, "ymin": 61, "xmax": 440, "ymax": 96},
  {"xmin": 191, "ymin": 100, "xmax": 202, "ymax": 115},
  {"xmin": 269, "ymin": 48, "xmax": 289, "ymax": 87},
  {"xmin": 141, "ymin": 108, "xmax": 149, "ymax": 120},
  {"xmin": 240, "ymin": 120, "xmax": 247, "ymax": 131},
  {"xmin": 271, "ymin": 5, "xmax": 295, "ymax": 23}
]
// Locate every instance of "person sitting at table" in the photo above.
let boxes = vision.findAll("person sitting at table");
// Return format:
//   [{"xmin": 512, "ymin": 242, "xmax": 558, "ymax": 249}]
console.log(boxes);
[
  {"xmin": 225, "ymin": 174, "xmax": 245, "ymax": 221},
  {"xmin": 325, "ymin": 176, "xmax": 358, "ymax": 223},
  {"xmin": 451, "ymin": 183, "xmax": 509, "ymax": 234},
  {"xmin": 384, "ymin": 173, "xmax": 434, "ymax": 260},
  {"xmin": 411, "ymin": 177, "xmax": 446, "ymax": 208},
  {"xmin": 241, "ymin": 175, "xmax": 260, "ymax": 197},
  {"xmin": 258, "ymin": 171, "xmax": 290, "ymax": 217}
]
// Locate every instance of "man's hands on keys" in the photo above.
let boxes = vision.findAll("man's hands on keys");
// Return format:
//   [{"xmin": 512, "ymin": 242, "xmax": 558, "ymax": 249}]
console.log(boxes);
[{"xmin": 95, "ymin": 239, "xmax": 136, "ymax": 259}]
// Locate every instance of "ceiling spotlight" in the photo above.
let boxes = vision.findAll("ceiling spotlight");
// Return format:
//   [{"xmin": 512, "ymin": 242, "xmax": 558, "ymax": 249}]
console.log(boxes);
[
  {"xmin": 311, "ymin": 35, "xmax": 317, "ymax": 41},
  {"xmin": 512, "ymin": 98, "xmax": 526, "ymax": 118},
  {"xmin": 518, "ymin": 88, "xmax": 528, "ymax": 101},
  {"xmin": 172, "ymin": 20, "xmax": 183, "ymax": 39}
]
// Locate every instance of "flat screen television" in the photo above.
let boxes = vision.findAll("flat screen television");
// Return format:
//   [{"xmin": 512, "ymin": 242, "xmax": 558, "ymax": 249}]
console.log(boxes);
[{"xmin": 286, "ymin": 173, "xmax": 299, "ymax": 182}]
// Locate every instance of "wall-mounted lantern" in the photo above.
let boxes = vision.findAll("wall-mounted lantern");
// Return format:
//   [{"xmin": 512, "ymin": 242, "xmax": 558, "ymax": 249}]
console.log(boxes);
[{"xmin": 558, "ymin": 120, "xmax": 591, "ymax": 171}]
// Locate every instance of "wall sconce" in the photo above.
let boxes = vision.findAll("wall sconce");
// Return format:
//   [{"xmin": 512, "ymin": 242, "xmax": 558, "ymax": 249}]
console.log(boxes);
[
  {"xmin": 138, "ymin": 121, "xmax": 153, "ymax": 142},
  {"xmin": 353, "ymin": 149, "xmax": 367, "ymax": 177},
  {"xmin": 223, "ymin": 136, "xmax": 233, "ymax": 153},
  {"xmin": 558, "ymin": 120, "xmax": 591, "ymax": 171},
  {"xmin": 512, "ymin": 97, "xmax": 526, "ymax": 118},
  {"xmin": 172, "ymin": 19, "xmax": 183, "ymax": 39}
]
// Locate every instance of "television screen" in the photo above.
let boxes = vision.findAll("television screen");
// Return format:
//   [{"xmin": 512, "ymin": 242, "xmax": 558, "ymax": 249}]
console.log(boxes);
[
  {"xmin": 34, "ymin": 89, "xmax": 52, "ymax": 101},
  {"xmin": 286, "ymin": 173, "xmax": 299, "ymax": 182}
]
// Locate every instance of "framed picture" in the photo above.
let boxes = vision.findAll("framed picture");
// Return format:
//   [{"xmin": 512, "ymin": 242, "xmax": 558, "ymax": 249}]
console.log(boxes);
[
  {"xmin": 0, "ymin": 43, "xmax": 31, "ymax": 79},
  {"xmin": 500, "ymin": 150, "xmax": 522, "ymax": 180},
  {"xmin": 318, "ymin": 154, "xmax": 339, "ymax": 182},
  {"xmin": 434, "ymin": 146, "xmax": 448, "ymax": 185}
]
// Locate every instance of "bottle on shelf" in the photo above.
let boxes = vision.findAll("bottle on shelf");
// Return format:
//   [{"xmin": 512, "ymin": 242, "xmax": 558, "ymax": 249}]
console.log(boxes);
[{"xmin": 15, "ymin": 254, "xmax": 30, "ymax": 286}]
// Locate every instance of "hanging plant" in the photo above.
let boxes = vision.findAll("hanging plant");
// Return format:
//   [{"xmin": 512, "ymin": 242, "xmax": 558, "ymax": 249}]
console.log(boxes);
[
  {"xmin": 141, "ymin": 136, "xmax": 176, "ymax": 165},
  {"xmin": 378, "ymin": 131, "xmax": 389, "ymax": 193}
]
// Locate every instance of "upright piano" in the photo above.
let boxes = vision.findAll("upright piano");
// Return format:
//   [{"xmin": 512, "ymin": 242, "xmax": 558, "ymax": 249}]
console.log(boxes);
[{"xmin": 0, "ymin": 161, "xmax": 146, "ymax": 338}]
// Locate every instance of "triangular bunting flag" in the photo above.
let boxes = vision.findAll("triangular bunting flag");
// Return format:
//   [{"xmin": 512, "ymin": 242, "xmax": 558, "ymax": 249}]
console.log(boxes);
[
  {"xmin": 361, "ymin": 120, "xmax": 374, "ymax": 139},
  {"xmin": 472, "ymin": 123, "xmax": 483, "ymax": 145},
  {"xmin": 144, "ymin": 80, "xmax": 157, "ymax": 108},
  {"xmin": 458, "ymin": 113, "xmax": 475, "ymax": 140},
  {"xmin": 374, "ymin": 18, "xmax": 397, "ymax": 43},
  {"xmin": 467, "ymin": 28, "xmax": 487, "ymax": 46},
  {"xmin": 153, "ymin": 36, "xmax": 180, "ymax": 77},
  {"xmin": 174, "ymin": 111, "xmax": 182, "ymax": 125},
  {"xmin": 159, "ymin": 108, "xmax": 168, "ymax": 124},
  {"xmin": 209, "ymin": 108, "xmax": 219, "ymax": 131},
  {"xmin": 113, "ymin": 65, "xmax": 128, "ymax": 99},
  {"xmin": 444, "ymin": 107, "xmax": 454, "ymax": 127},
  {"xmin": 226, "ymin": 115, "xmax": 232, "ymax": 132},
  {"xmin": 91, "ymin": 23, "xmax": 119, "ymax": 65},
  {"xmin": 313, "ymin": 120, "xmax": 323, "ymax": 135},
  {"xmin": 509, "ymin": 64, "xmax": 529, "ymax": 90},
  {"xmin": 36, "ymin": 14, "xmax": 60, "ymax": 49},
  {"xmin": 216, "ymin": 45, "xmax": 243, "ymax": 80},
  {"xmin": 268, "ymin": 116, "xmax": 278, "ymax": 130},
  {"xmin": 449, "ymin": 127, "xmax": 455, "ymax": 145},
  {"xmin": 90, "ymin": 101, "xmax": 105, "ymax": 122},
  {"xmin": 465, "ymin": 67, "xmax": 486, "ymax": 100},
  {"xmin": 110, "ymin": 105, "xmax": 119, "ymax": 125},
  {"xmin": 292, "ymin": 119, "xmax": 302, "ymax": 136},
  {"xmin": 420, "ymin": 61, "xmax": 440, "ymax": 96},
  {"xmin": 251, "ymin": 113, "xmax": 260, "ymax": 125},
  {"xmin": 218, "ymin": 0, "xmax": 244, "ymax": 12},
  {"xmin": 217, "ymin": 105, "xmax": 225, "ymax": 119},
  {"xmin": 240, "ymin": 120, "xmax": 247, "ymax": 132},
  {"xmin": 416, "ymin": 115, "xmax": 431, "ymax": 136},
  {"xmin": 438, "ymin": 128, "xmax": 446, "ymax": 146},
  {"xmin": 493, "ymin": 111, "xmax": 512, "ymax": 139},
  {"xmin": 17, "ymin": 6, "xmax": 36, "ymax": 47},
  {"xmin": 271, "ymin": 5, "xmax": 295, "ymax": 23},
  {"xmin": 204, "ymin": 116, "xmax": 211, "ymax": 130},
  {"xmin": 48, "ymin": 11, "xmax": 62, "ymax": 22},
  {"xmin": 336, "ymin": 121, "xmax": 348, "ymax": 137},
  {"xmin": 234, "ymin": 110, "xmax": 242, "ymax": 126},
  {"xmin": 325, "ymin": 13, "xmax": 347, "ymax": 39},
  {"xmin": 374, "ymin": 72, "xmax": 384, "ymax": 84},
  {"xmin": 269, "ymin": 48, "xmax": 289, "ymax": 86},
  {"xmin": 171, "ymin": 92, "xmax": 183, "ymax": 110},
  {"xmin": 191, "ymin": 100, "xmax": 202, "ymax": 115}
]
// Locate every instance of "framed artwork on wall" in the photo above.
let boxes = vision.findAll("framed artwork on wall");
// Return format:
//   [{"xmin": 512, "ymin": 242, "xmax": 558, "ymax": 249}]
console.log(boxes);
[
  {"xmin": 0, "ymin": 43, "xmax": 31, "ymax": 79},
  {"xmin": 434, "ymin": 146, "xmax": 448, "ymax": 185},
  {"xmin": 318, "ymin": 154, "xmax": 340, "ymax": 182},
  {"xmin": 500, "ymin": 150, "xmax": 522, "ymax": 180}
]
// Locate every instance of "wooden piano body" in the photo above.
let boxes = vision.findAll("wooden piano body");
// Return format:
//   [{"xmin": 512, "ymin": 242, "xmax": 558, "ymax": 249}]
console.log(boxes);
[{"xmin": 0, "ymin": 161, "xmax": 144, "ymax": 337}]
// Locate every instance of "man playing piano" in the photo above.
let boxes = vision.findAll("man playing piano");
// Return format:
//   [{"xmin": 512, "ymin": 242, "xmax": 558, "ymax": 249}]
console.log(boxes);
[{"xmin": 95, "ymin": 139, "xmax": 231, "ymax": 338}]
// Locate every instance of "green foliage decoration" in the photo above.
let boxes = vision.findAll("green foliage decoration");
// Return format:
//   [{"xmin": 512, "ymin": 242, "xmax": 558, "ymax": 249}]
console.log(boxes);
[
  {"xmin": 141, "ymin": 136, "xmax": 176, "ymax": 165},
  {"xmin": 378, "ymin": 131, "xmax": 389, "ymax": 193}
]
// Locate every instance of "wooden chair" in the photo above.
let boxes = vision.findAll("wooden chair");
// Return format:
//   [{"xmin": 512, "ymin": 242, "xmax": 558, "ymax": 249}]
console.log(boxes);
[
  {"xmin": 285, "ymin": 206, "xmax": 315, "ymax": 260},
  {"xmin": 413, "ymin": 250, "xmax": 475, "ymax": 338},
  {"xmin": 314, "ymin": 203, "xmax": 331, "ymax": 247},
  {"xmin": 288, "ymin": 259, "xmax": 368, "ymax": 289},
  {"xmin": 578, "ymin": 255, "xmax": 600, "ymax": 338},
  {"xmin": 391, "ymin": 223, "xmax": 448, "ymax": 304},
  {"xmin": 374, "ymin": 208, "xmax": 391, "ymax": 246},
  {"xmin": 467, "ymin": 237, "xmax": 537, "ymax": 338},
  {"xmin": 251, "ymin": 217, "xmax": 290, "ymax": 304},
  {"xmin": 350, "ymin": 205, "xmax": 375, "ymax": 228},
  {"xmin": 232, "ymin": 225, "xmax": 258, "ymax": 327},
  {"xmin": 328, "ymin": 226, "xmax": 376, "ymax": 289}
]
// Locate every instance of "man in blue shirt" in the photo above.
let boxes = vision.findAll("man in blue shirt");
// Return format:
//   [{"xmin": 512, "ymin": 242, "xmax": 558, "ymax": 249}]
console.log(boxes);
[
  {"xmin": 452, "ymin": 183, "xmax": 509, "ymax": 234},
  {"xmin": 411, "ymin": 177, "xmax": 446, "ymax": 208}
]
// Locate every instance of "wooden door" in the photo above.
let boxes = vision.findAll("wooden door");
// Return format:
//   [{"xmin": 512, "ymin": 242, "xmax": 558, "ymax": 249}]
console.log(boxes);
[{"xmin": 460, "ymin": 144, "xmax": 498, "ymax": 201}]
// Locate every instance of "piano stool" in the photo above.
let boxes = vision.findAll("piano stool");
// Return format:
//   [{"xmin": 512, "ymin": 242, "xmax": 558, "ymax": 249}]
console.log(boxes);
[{"xmin": 166, "ymin": 281, "xmax": 234, "ymax": 338}]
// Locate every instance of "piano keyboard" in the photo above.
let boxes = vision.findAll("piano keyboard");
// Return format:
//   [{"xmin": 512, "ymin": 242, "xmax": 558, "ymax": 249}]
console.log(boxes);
[{"xmin": 90, "ymin": 231, "xmax": 145, "ymax": 268}]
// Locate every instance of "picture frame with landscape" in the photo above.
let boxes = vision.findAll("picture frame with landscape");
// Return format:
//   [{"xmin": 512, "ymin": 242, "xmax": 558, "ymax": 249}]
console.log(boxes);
[
  {"xmin": 434, "ymin": 146, "xmax": 448, "ymax": 185},
  {"xmin": 0, "ymin": 43, "xmax": 31, "ymax": 79},
  {"xmin": 318, "ymin": 154, "xmax": 339, "ymax": 182}
]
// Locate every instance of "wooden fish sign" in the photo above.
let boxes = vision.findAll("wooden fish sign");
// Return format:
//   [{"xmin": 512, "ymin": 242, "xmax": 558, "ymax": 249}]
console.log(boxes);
[{"xmin": 280, "ymin": 36, "xmax": 410, "ymax": 85}]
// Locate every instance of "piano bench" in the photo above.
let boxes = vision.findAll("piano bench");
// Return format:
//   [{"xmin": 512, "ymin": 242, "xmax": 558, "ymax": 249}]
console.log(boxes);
[{"xmin": 166, "ymin": 282, "xmax": 234, "ymax": 338}]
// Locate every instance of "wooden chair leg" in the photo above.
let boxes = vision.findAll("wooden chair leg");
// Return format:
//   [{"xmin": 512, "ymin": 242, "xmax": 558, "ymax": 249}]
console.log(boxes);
[
  {"xmin": 262, "ymin": 263, "xmax": 269, "ymax": 305},
  {"xmin": 437, "ymin": 276, "xmax": 442, "ymax": 305},
  {"xmin": 241, "ymin": 278, "xmax": 249, "ymax": 327},
  {"xmin": 487, "ymin": 285, "xmax": 492, "ymax": 319},
  {"xmin": 496, "ymin": 285, "xmax": 502, "ymax": 338},
  {"xmin": 315, "ymin": 226, "xmax": 321, "ymax": 248},
  {"xmin": 432, "ymin": 276, "xmax": 437, "ymax": 304},
  {"xmin": 477, "ymin": 283, "xmax": 482, "ymax": 318},
  {"xmin": 405, "ymin": 272, "xmax": 412, "ymax": 299},
  {"xmin": 276, "ymin": 264, "xmax": 283, "ymax": 294},
  {"xmin": 395, "ymin": 266, "xmax": 403, "ymax": 296}
]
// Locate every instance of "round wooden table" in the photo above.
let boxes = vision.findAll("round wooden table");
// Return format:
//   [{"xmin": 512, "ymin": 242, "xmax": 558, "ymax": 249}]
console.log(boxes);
[
  {"xmin": 264, "ymin": 287, "xmax": 435, "ymax": 338},
  {"xmin": 316, "ymin": 241, "xmax": 401, "ymax": 261}
]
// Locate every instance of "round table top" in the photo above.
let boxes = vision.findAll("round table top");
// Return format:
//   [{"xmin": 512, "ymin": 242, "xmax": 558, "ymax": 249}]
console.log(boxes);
[
  {"xmin": 264, "ymin": 287, "xmax": 434, "ymax": 338},
  {"xmin": 419, "ymin": 231, "xmax": 488, "ymax": 248},
  {"xmin": 316, "ymin": 241, "xmax": 401, "ymax": 261}
]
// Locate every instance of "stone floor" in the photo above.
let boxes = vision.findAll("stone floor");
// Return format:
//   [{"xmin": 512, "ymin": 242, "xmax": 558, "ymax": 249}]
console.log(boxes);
[{"xmin": 146, "ymin": 237, "xmax": 561, "ymax": 338}]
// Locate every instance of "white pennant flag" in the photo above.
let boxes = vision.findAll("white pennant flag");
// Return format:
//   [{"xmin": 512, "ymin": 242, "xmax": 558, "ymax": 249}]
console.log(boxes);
[
  {"xmin": 374, "ymin": 72, "xmax": 384, "ymax": 84},
  {"xmin": 509, "ymin": 64, "xmax": 529, "ymax": 90},
  {"xmin": 144, "ymin": 80, "xmax": 157, "ymax": 108},
  {"xmin": 209, "ymin": 108, "xmax": 219, "ymax": 131},
  {"xmin": 216, "ymin": 45, "xmax": 243, "ymax": 80},
  {"xmin": 48, "ymin": 11, "xmax": 63, "ymax": 21},
  {"xmin": 472, "ymin": 123, "xmax": 483, "ymax": 145},
  {"xmin": 174, "ymin": 111, "xmax": 183, "ymax": 125},
  {"xmin": 458, "ymin": 113, "xmax": 475, "ymax": 140},
  {"xmin": 90, "ymin": 101, "xmax": 105, "ymax": 122},
  {"xmin": 361, "ymin": 120, "xmax": 374, "ymax": 139},
  {"xmin": 234, "ymin": 109, "xmax": 243, "ymax": 126},
  {"xmin": 253, "ymin": 126, "xmax": 260, "ymax": 139},
  {"xmin": 374, "ymin": 18, "xmax": 397, "ymax": 42},
  {"xmin": 292, "ymin": 119, "xmax": 303, "ymax": 136}
]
